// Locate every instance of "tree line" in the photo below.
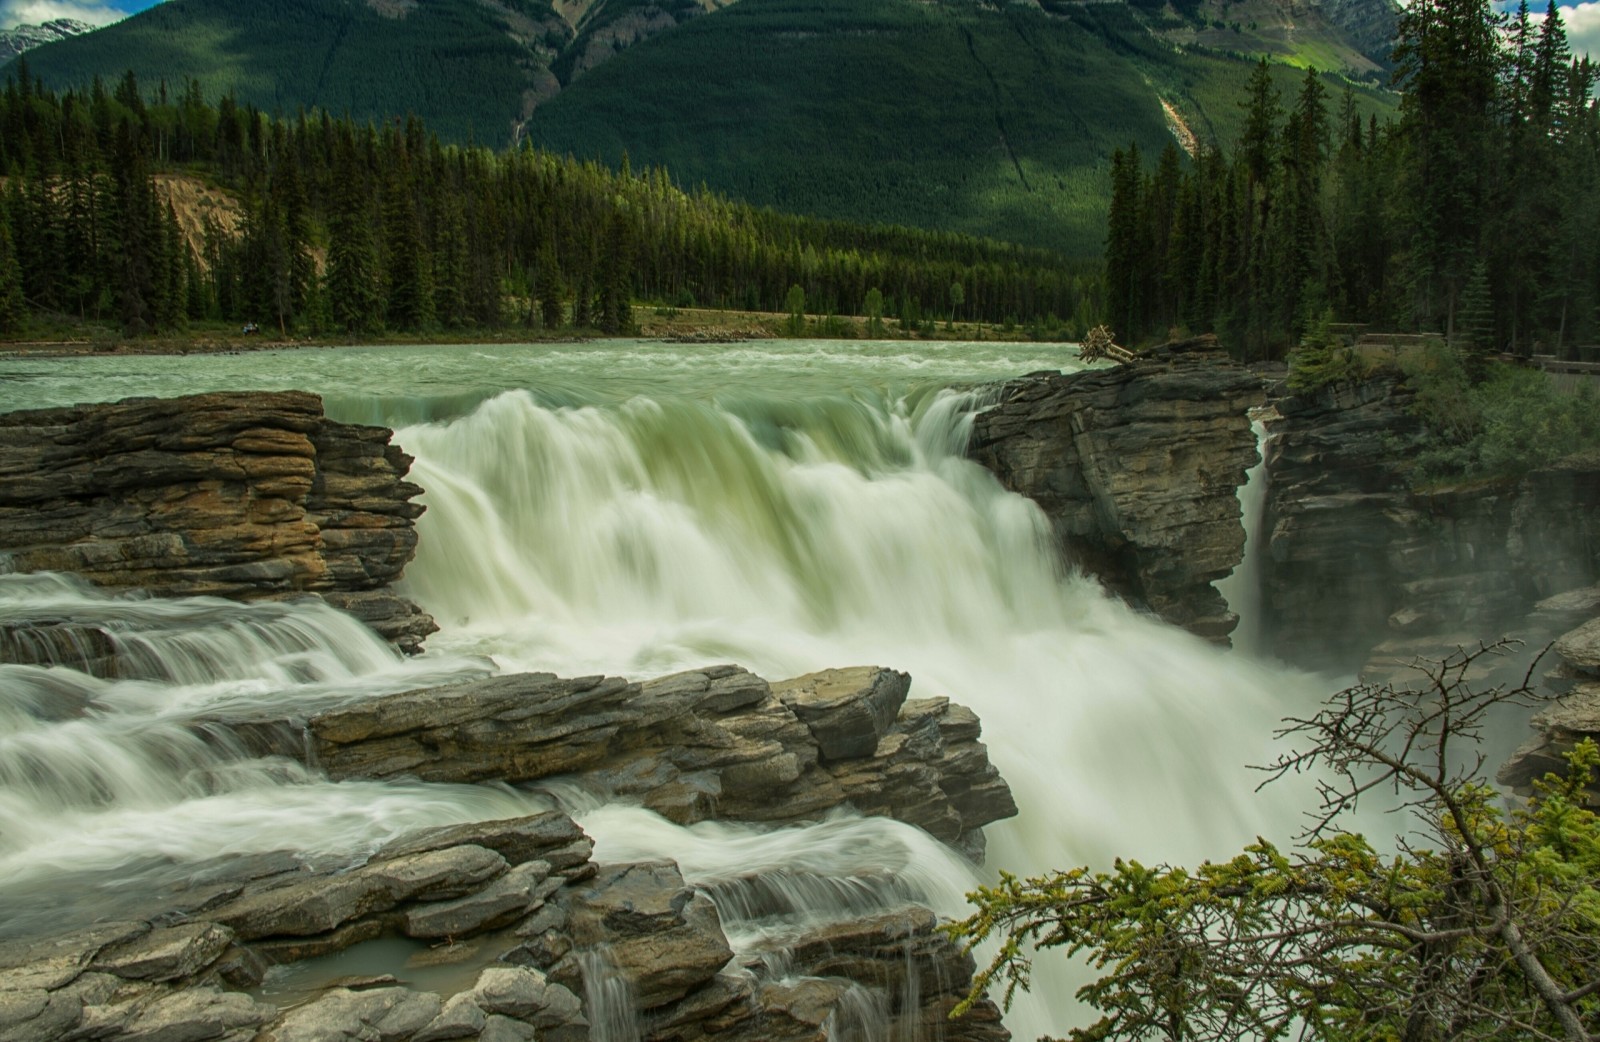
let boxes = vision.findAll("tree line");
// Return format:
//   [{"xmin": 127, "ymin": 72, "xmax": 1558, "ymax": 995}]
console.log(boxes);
[
  {"xmin": 1105, "ymin": 0, "xmax": 1599, "ymax": 361},
  {"xmin": 0, "ymin": 60, "xmax": 1101, "ymax": 338}
]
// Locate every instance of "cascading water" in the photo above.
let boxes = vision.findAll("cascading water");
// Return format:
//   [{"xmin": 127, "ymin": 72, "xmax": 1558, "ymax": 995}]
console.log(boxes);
[
  {"xmin": 394, "ymin": 377, "xmax": 1335, "ymax": 1039},
  {"xmin": 0, "ymin": 341, "xmax": 1347, "ymax": 1038},
  {"xmin": 0, "ymin": 571, "xmax": 549, "ymax": 938}
]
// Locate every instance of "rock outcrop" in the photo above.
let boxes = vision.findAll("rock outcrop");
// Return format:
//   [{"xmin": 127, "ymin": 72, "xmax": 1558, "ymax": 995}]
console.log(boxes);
[
  {"xmin": 1499, "ymin": 603, "xmax": 1600, "ymax": 809},
  {"xmin": 0, "ymin": 811, "xmax": 1009, "ymax": 1042},
  {"xmin": 0, "ymin": 391, "xmax": 436, "ymax": 651},
  {"xmin": 238, "ymin": 664, "xmax": 1016, "ymax": 858},
  {"xmin": 1260, "ymin": 377, "xmax": 1600, "ymax": 671},
  {"xmin": 968, "ymin": 335, "xmax": 1264, "ymax": 640}
]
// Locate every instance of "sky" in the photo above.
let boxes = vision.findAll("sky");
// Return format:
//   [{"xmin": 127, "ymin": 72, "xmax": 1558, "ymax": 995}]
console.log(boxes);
[
  {"xmin": 1, "ymin": 0, "xmax": 159, "ymax": 30},
  {"xmin": 3, "ymin": 0, "xmax": 1599, "ymax": 61}
]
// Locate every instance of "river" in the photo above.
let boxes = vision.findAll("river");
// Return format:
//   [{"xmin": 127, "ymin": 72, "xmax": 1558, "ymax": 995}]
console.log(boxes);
[{"xmin": 0, "ymin": 339, "xmax": 1337, "ymax": 1038}]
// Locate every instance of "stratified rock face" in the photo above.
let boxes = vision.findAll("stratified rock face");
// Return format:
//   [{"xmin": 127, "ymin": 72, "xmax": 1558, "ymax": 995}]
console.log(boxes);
[
  {"xmin": 1261, "ymin": 378, "xmax": 1600, "ymax": 671},
  {"xmin": 968, "ymin": 336, "xmax": 1264, "ymax": 640},
  {"xmin": 270, "ymin": 664, "xmax": 1016, "ymax": 853},
  {"xmin": 0, "ymin": 391, "xmax": 436, "ymax": 651}
]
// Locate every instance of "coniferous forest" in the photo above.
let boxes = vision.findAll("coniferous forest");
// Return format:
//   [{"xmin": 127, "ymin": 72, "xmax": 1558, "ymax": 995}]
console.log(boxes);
[
  {"xmin": 0, "ymin": 59, "xmax": 1101, "ymax": 340},
  {"xmin": 1105, "ymin": 0, "xmax": 1600, "ymax": 362}
]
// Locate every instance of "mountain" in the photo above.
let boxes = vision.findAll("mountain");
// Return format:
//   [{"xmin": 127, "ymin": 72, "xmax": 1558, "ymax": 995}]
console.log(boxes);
[
  {"xmin": 5, "ymin": 0, "xmax": 1397, "ymax": 254},
  {"xmin": 520, "ymin": 0, "xmax": 1395, "ymax": 253},
  {"xmin": 0, "ymin": 18, "xmax": 94, "ymax": 65}
]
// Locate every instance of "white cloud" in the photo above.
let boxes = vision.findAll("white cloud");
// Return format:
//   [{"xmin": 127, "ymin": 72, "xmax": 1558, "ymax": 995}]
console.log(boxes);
[
  {"xmin": 0, "ymin": 0, "xmax": 137, "ymax": 30},
  {"xmin": 1556, "ymin": 1, "xmax": 1600, "ymax": 62},
  {"xmin": 1495, "ymin": 1, "xmax": 1600, "ymax": 62}
]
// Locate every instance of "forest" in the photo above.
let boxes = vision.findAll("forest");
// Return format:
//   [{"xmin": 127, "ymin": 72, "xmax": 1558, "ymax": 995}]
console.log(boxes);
[
  {"xmin": 1104, "ymin": 0, "xmax": 1600, "ymax": 362},
  {"xmin": 0, "ymin": 61, "xmax": 1101, "ymax": 339}
]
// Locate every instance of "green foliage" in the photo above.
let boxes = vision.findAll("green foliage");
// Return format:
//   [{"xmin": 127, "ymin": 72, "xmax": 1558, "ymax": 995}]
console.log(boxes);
[
  {"xmin": 1401, "ymin": 346, "xmax": 1600, "ymax": 480},
  {"xmin": 0, "ymin": 73, "xmax": 1097, "ymax": 338},
  {"xmin": 523, "ymin": 0, "xmax": 1390, "ymax": 257},
  {"xmin": 1104, "ymin": 0, "xmax": 1599, "ymax": 360},
  {"xmin": 951, "ymin": 643, "xmax": 1600, "ymax": 1042},
  {"xmin": 1286, "ymin": 310, "xmax": 1365, "ymax": 392}
]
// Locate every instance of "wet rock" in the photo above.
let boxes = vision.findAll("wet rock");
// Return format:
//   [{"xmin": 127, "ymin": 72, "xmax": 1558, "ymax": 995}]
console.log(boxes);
[
  {"xmin": 264, "ymin": 985, "xmax": 439, "ymax": 1042},
  {"xmin": 414, "ymin": 991, "xmax": 486, "ymax": 1041},
  {"xmin": 775, "ymin": 666, "xmax": 910, "ymax": 761},
  {"xmin": 113, "ymin": 984, "xmax": 275, "ymax": 1042},
  {"xmin": 557, "ymin": 862, "xmax": 734, "ymax": 1009},
  {"xmin": 970, "ymin": 335, "xmax": 1263, "ymax": 641},
  {"xmin": 1553, "ymin": 617, "xmax": 1600, "ymax": 676},
  {"xmin": 378, "ymin": 813, "xmax": 592, "ymax": 874},
  {"xmin": 403, "ymin": 862, "xmax": 550, "ymax": 940},
  {"xmin": 300, "ymin": 665, "xmax": 1015, "ymax": 843},
  {"xmin": 88, "ymin": 922, "xmax": 234, "ymax": 983},
  {"xmin": 0, "ymin": 391, "xmax": 435, "ymax": 652}
]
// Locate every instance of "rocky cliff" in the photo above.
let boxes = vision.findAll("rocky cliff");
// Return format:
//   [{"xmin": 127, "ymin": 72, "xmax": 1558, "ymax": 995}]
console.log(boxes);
[
  {"xmin": 0, "ymin": 391, "xmax": 436, "ymax": 652},
  {"xmin": 1499, "ymin": 595, "xmax": 1600, "ymax": 809},
  {"xmin": 968, "ymin": 336, "xmax": 1264, "ymax": 641},
  {"xmin": 1260, "ymin": 377, "xmax": 1600, "ymax": 671}
]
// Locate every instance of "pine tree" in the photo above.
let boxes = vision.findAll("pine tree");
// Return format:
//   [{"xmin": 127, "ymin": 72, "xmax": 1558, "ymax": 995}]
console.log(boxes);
[{"xmin": 0, "ymin": 215, "xmax": 26, "ymax": 335}]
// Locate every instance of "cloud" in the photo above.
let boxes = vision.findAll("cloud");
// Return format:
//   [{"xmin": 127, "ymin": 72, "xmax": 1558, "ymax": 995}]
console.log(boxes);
[
  {"xmin": 0, "ymin": 0, "xmax": 143, "ymax": 30},
  {"xmin": 1495, "ymin": 1, "xmax": 1600, "ymax": 62},
  {"xmin": 1556, "ymin": 1, "xmax": 1600, "ymax": 61}
]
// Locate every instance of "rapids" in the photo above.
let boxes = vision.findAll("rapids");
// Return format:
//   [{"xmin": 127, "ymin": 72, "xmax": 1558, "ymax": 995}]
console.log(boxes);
[{"xmin": 0, "ymin": 339, "xmax": 1338, "ymax": 1038}]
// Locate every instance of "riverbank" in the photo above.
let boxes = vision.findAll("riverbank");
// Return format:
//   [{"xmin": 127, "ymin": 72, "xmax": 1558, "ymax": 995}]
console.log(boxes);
[{"xmin": 0, "ymin": 308, "xmax": 1063, "ymax": 359}]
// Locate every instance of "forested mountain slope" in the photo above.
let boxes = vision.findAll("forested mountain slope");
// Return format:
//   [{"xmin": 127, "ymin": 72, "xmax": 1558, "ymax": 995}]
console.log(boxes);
[{"xmin": 7, "ymin": 0, "xmax": 1395, "ymax": 255}]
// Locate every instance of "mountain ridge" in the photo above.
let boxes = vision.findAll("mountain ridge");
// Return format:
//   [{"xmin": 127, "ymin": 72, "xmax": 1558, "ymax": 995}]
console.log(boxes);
[{"xmin": 0, "ymin": 17, "xmax": 94, "ymax": 65}]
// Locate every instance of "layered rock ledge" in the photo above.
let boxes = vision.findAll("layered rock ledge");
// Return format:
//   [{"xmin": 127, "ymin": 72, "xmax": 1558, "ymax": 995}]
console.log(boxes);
[
  {"xmin": 0, "ymin": 811, "xmax": 1009, "ymax": 1042},
  {"xmin": 237, "ymin": 664, "xmax": 1017, "ymax": 859},
  {"xmin": 968, "ymin": 335, "xmax": 1264, "ymax": 640},
  {"xmin": 0, "ymin": 391, "xmax": 435, "ymax": 651}
]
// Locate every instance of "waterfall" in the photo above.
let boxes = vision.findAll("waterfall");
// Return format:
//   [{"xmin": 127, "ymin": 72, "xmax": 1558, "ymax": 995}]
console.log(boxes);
[
  {"xmin": 0, "ymin": 572, "xmax": 546, "ymax": 937},
  {"xmin": 0, "ymin": 343, "xmax": 1348, "ymax": 1037},
  {"xmin": 396, "ymin": 386, "xmax": 1336, "ymax": 1039}
]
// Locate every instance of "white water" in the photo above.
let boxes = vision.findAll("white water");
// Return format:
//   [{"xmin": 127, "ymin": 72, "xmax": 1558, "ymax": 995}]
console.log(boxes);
[
  {"xmin": 392, "ymin": 379, "xmax": 1332, "ymax": 1039},
  {"xmin": 0, "ymin": 341, "xmax": 1340, "ymax": 1038}
]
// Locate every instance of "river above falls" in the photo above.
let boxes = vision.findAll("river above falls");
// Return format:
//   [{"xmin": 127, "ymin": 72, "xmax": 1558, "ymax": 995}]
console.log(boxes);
[{"xmin": 0, "ymin": 338, "xmax": 1341, "ymax": 1039}]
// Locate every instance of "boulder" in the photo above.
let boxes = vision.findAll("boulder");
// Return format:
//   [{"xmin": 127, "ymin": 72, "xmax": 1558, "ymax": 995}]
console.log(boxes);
[
  {"xmin": 774, "ymin": 666, "xmax": 910, "ymax": 761},
  {"xmin": 1553, "ymin": 617, "xmax": 1600, "ymax": 676},
  {"xmin": 555, "ymin": 861, "xmax": 733, "ymax": 1009}
]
